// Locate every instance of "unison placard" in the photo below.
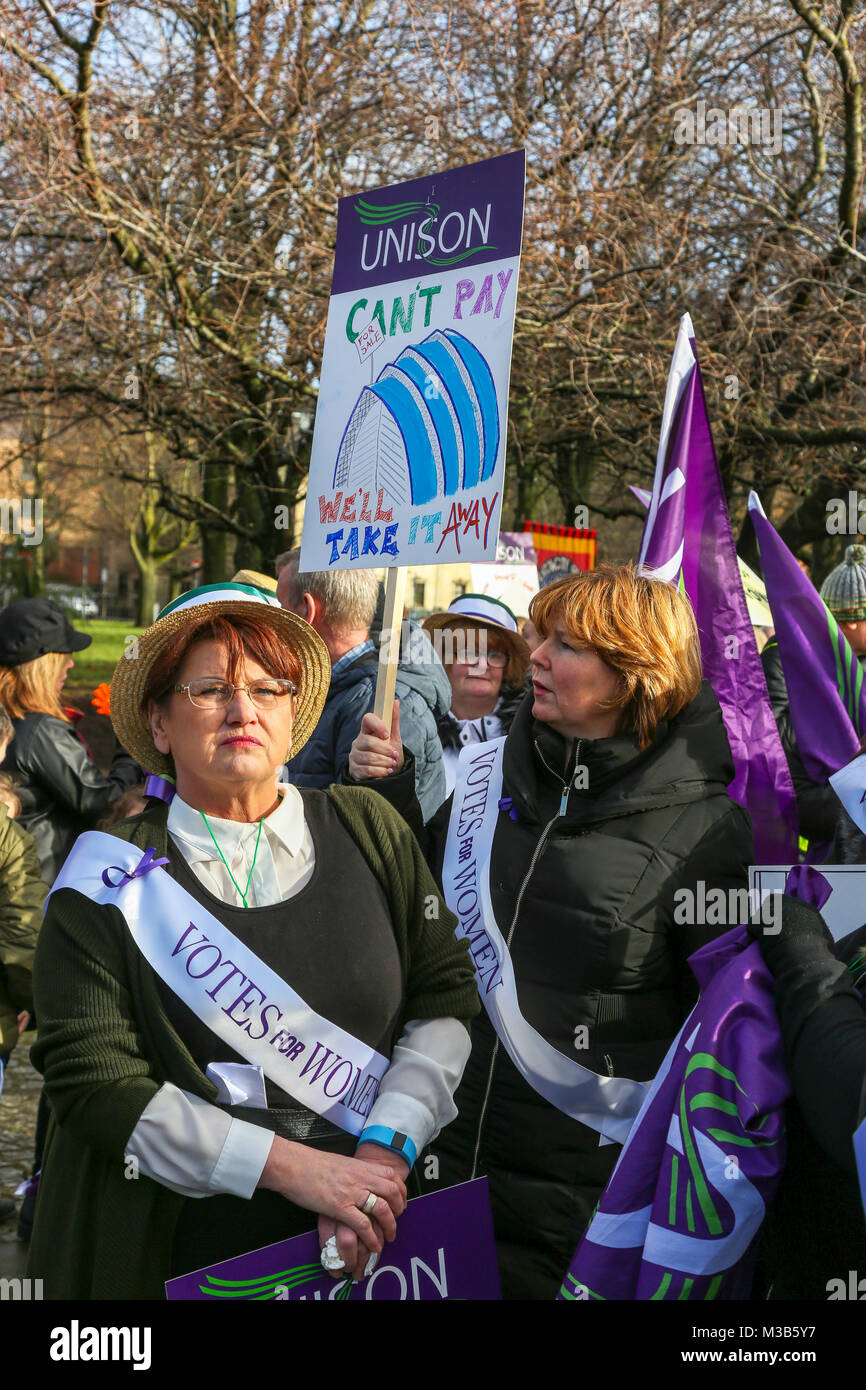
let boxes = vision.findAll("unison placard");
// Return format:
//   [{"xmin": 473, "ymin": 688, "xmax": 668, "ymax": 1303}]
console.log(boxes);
[
  {"xmin": 299, "ymin": 151, "xmax": 525, "ymax": 572},
  {"xmin": 165, "ymin": 1178, "xmax": 501, "ymax": 1301}
]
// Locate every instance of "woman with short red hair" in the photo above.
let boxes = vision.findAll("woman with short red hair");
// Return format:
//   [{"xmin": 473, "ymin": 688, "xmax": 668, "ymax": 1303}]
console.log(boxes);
[{"xmin": 349, "ymin": 564, "xmax": 754, "ymax": 1298}]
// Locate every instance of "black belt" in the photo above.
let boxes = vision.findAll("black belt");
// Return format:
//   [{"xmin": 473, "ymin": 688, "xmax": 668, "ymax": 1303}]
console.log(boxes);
[{"xmin": 222, "ymin": 1101, "xmax": 347, "ymax": 1144}]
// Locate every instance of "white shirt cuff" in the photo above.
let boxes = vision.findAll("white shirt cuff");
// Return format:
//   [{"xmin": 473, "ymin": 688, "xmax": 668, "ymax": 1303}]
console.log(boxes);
[
  {"xmin": 210, "ymin": 1117, "xmax": 276, "ymax": 1198},
  {"xmin": 364, "ymin": 1018, "xmax": 471, "ymax": 1154},
  {"xmin": 125, "ymin": 1083, "xmax": 275, "ymax": 1199}
]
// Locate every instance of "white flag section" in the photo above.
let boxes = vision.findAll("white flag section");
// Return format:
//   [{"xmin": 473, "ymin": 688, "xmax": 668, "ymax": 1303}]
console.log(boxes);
[
  {"xmin": 637, "ymin": 311, "xmax": 695, "ymax": 580},
  {"xmin": 299, "ymin": 152, "xmax": 526, "ymax": 572},
  {"xmin": 831, "ymin": 753, "xmax": 866, "ymax": 837}
]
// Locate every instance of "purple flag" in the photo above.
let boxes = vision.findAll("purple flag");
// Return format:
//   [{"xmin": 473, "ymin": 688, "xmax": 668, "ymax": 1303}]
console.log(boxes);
[
  {"xmin": 749, "ymin": 492, "xmax": 865, "ymax": 783},
  {"xmin": 637, "ymin": 313, "xmax": 797, "ymax": 863},
  {"xmin": 558, "ymin": 926, "xmax": 790, "ymax": 1301}
]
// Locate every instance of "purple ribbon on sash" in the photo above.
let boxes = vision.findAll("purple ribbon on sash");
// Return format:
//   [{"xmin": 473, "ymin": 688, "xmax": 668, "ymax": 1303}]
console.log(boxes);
[
  {"xmin": 102, "ymin": 846, "xmax": 170, "ymax": 888},
  {"xmin": 498, "ymin": 796, "xmax": 518, "ymax": 821},
  {"xmin": 783, "ymin": 863, "xmax": 833, "ymax": 912}
]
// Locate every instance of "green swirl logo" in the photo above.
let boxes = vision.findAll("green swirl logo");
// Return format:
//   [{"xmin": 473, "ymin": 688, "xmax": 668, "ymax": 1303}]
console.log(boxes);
[{"xmin": 197, "ymin": 1263, "xmax": 352, "ymax": 1300}]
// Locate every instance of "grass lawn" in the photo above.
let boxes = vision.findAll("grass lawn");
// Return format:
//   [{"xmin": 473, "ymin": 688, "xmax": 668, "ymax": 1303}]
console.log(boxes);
[{"xmin": 65, "ymin": 619, "xmax": 145, "ymax": 691}]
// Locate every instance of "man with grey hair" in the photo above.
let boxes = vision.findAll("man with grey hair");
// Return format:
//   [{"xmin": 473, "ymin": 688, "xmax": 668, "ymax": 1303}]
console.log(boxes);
[{"xmin": 276, "ymin": 549, "xmax": 450, "ymax": 821}]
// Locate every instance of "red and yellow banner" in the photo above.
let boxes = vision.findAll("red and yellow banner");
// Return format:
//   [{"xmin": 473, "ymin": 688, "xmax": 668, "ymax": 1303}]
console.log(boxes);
[{"xmin": 522, "ymin": 522, "xmax": 597, "ymax": 586}]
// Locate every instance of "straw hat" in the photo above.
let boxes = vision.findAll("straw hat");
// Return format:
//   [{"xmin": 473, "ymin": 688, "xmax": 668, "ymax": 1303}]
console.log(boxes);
[
  {"xmin": 110, "ymin": 581, "xmax": 330, "ymax": 778},
  {"xmin": 422, "ymin": 593, "xmax": 530, "ymax": 669},
  {"xmin": 231, "ymin": 569, "xmax": 278, "ymax": 594}
]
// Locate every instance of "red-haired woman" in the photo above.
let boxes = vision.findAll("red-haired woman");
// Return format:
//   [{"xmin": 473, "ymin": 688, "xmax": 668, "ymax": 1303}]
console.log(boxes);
[{"xmin": 349, "ymin": 565, "xmax": 755, "ymax": 1298}]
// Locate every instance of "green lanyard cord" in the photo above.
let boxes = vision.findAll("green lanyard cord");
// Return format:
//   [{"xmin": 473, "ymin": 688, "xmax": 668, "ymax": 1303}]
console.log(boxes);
[{"xmin": 199, "ymin": 811, "xmax": 264, "ymax": 908}]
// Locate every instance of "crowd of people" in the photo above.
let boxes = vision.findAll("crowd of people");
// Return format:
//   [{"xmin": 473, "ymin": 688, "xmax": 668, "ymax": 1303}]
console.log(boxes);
[{"xmin": 1, "ymin": 543, "xmax": 866, "ymax": 1300}]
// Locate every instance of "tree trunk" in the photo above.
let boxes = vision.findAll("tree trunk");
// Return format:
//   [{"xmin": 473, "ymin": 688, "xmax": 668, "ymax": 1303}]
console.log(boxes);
[
  {"xmin": 233, "ymin": 464, "xmax": 264, "ymax": 573},
  {"xmin": 29, "ymin": 539, "xmax": 46, "ymax": 596},
  {"xmin": 137, "ymin": 562, "xmax": 158, "ymax": 626},
  {"xmin": 553, "ymin": 440, "xmax": 596, "ymax": 527},
  {"xmin": 200, "ymin": 460, "xmax": 230, "ymax": 582}
]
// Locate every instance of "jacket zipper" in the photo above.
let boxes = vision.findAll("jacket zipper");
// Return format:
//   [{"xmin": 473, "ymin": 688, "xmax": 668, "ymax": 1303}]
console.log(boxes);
[{"xmin": 469, "ymin": 740, "xmax": 583, "ymax": 1179}]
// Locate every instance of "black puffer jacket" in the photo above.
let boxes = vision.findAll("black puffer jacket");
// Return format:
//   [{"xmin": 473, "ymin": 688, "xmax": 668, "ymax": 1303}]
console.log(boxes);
[
  {"xmin": 2, "ymin": 714, "xmax": 141, "ymax": 884},
  {"xmin": 351, "ymin": 680, "xmax": 754, "ymax": 1298}
]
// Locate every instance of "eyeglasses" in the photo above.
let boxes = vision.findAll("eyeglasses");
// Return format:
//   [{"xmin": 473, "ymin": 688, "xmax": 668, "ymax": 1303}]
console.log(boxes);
[
  {"xmin": 174, "ymin": 678, "xmax": 298, "ymax": 709},
  {"xmin": 463, "ymin": 650, "xmax": 507, "ymax": 668}
]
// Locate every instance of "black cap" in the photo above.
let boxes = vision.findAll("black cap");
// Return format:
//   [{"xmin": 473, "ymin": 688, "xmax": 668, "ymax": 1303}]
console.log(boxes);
[{"xmin": 0, "ymin": 599, "xmax": 92, "ymax": 667}]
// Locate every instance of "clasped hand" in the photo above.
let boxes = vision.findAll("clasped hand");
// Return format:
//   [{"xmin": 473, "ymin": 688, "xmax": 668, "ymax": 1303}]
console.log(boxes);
[{"xmin": 258, "ymin": 1136, "xmax": 410, "ymax": 1283}]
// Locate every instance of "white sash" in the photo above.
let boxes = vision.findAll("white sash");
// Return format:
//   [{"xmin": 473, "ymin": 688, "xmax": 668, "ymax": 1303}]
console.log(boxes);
[
  {"xmin": 49, "ymin": 832, "xmax": 390, "ymax": 1136},
  {"xmin": 442, "ymin": 739, "xmax": 648, "ymax": 1143}
]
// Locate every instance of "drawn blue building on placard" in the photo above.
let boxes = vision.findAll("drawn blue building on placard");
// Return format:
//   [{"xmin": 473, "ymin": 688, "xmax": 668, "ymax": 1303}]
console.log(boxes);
[{"xmin": 333, "ymin": 329, "xmax": 500, "ymax": 507}]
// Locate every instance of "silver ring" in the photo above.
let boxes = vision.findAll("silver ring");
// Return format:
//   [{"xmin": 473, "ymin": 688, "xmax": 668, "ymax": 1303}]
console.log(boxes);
[{"xmin": 359, "ymin": 1191, "xmax": 378, "ymax": 1216}]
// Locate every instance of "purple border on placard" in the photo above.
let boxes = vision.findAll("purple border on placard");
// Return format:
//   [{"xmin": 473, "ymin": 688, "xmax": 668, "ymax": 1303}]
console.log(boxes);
[
  {"xmin": 165, "ymin": 1178, "xmax": 501, "ymax": 1301},
  {"xmin": 331, "ymin": 150, "xmax": 526, "ymax": 296}
]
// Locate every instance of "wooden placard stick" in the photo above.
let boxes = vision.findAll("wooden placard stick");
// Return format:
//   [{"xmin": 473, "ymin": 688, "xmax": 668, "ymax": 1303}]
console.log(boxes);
[{"xmin": 373, "ymin": 566, "xmax": 409, "ymax": 726}]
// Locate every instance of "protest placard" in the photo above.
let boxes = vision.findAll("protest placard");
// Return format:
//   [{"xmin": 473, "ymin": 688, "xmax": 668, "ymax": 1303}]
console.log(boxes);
[
  {"xmin": 298, "ymin": 151, "xmax": 525, "ymax": 574},
  {"xmin": 165, "ymin": 1178, "xmax": 500, "ymax": 1301}
]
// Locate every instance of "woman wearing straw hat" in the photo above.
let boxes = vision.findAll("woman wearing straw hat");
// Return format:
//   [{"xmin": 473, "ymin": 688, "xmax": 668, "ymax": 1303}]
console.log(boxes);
[
  {"xmin": 422, "ymin": 594, "xmax": 530, "ymax": 796},
  {"xmin": 26, "ymin": 581, "xmax": 478, "ymax": 1299}
]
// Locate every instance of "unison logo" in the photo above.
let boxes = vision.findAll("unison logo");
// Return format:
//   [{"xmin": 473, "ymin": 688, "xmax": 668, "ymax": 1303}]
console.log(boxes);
[{"xmin": 356, "ymin": 197, "xmax": 496, "ymax": 272}]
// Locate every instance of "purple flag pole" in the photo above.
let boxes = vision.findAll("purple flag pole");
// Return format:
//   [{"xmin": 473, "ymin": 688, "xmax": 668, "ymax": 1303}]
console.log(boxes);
[
  {"xmin": 637, "ymin": 313, "xmax": 797, "ymax": 864},
  {"xmin": 748, "ymin": 492, "xmax": 865, "ymax": 781}
]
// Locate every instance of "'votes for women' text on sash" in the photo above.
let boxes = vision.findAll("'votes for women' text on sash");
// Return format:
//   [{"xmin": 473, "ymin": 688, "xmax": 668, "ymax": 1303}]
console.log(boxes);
[
  {"xmin": 48, "ymin": 832, "xmax": 390, "ymax": 1135},
  {"xmin": 442, "ymin": 740, "xmax": 647, "ymax": 1144}
]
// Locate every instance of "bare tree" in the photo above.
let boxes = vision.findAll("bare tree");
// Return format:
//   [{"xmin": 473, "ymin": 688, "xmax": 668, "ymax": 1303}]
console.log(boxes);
[{"xmin": 1, "ymin": 0, "xmax": 865, "ymax": 579}]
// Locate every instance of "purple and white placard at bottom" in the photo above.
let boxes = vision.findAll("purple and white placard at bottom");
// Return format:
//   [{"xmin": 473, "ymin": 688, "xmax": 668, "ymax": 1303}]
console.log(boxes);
[{"xmin": 165, "ymin": 1178, "xmax": 501, "ymax": 1301}]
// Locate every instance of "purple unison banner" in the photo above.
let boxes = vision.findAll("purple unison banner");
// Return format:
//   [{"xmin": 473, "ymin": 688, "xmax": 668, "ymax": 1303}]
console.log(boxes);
[
  {"xmin": 749, "ymin": 491, "xmax": 865, "ymax": 783},
  {"xmin": 299, "ymin": 151, "xmax": 525, "ymax": 573},
  {"xmin": 637, "ymin": 313, "xmax": 797, "ymax": 865},
  {"xmin": 558, "ymin": 927, "xmax": 790, "ymax": 1301},
  {"xmin": 165, "ymin": 1178, "xmax": 501, "ymax": 1302},
  {"xmin": 495, "ymin": 530, "xmax": 537, "ymax": 566}
]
